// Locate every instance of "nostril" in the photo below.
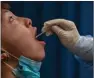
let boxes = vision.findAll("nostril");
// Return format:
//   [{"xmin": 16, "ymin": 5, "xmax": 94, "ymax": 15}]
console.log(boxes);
[
  {"xmin": 28, "ymin": 19, "xmax": 32, "ymax": 25},
  {"xmin": 28, "ymin": 22, "xmax": 31, "ymax": 25},
  {"xmin": 27, "ymin": 20, "xmax": 31, "ymax": 25},
  {"xmin": 25, "ymin": 18, "xmax": 32, "ymax": 27}
]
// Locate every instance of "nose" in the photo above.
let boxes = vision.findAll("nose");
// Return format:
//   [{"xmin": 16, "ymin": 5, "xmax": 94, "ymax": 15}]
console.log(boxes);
[{"xmin": 24, "ymin": 18, "xmax": 32, "ymax": 28}]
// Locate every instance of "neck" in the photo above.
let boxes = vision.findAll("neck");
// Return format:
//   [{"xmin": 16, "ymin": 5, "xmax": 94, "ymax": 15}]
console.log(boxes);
[{"xmin": 2, "ymin": 56, "xmax": 18, "ymax": 78}]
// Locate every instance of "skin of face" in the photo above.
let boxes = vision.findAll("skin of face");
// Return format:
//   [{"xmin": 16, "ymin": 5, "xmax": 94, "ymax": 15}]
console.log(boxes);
[{"xmin": 1, "ymin": 9, "xmax": 46, "ymax": 61}]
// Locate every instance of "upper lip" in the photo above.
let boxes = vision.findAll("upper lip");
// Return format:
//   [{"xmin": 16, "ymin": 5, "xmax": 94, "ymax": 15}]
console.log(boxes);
[
  {"xmin": 34, "ymin": 27, "xmax": 42, "ymax": 40},
  {"xmin": 34, "ymin": 27, "xmax": 37, "ymax": 38}
]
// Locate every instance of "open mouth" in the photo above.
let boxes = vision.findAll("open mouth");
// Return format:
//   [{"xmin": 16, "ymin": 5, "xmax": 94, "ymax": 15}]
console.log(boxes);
[
  {"xmin": 36, "ymin": 33, "xmax": 46, "ymax": 45},
  {"xmin": 35, "ymin": 27, "xmax": 46, "ymax": 45}
]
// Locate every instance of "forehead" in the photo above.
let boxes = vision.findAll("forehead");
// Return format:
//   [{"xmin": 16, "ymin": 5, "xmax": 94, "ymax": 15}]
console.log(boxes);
[
  {"xmin": 1, "ymin": 9, "xmax": 14, "ymax": 17},
  {"xmin": 2, "ymin": 9, "xmax": 11, "ymax": 14},
  {"xmin": 1, "ymin": 2, "xmax": 11, "ymax": 16},
  {"xmin": 1, "ymin": 9, "xmax": 15, "ymax": 23}
]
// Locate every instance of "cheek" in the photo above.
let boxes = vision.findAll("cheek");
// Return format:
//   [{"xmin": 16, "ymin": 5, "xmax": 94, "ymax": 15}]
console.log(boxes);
[
  {"xmin": 11, "ymin": 20, "xmax": 35, "ymax": 37},
  {"xmin": 28, "ymin": 27, "xmax": 35, "ymax": 37},
  {"xmin": 2, "ymin": 20, "xmax": 35, "ymax": 44},
  {"xmin": 2, "ymin": 23, "xmax": 11, "ymax": 38}
]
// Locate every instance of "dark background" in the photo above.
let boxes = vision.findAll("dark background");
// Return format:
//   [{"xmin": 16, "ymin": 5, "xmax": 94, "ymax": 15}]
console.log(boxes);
[{"xmin": 8, "ymin": 1, "xmax": 93, "ymax": 78}]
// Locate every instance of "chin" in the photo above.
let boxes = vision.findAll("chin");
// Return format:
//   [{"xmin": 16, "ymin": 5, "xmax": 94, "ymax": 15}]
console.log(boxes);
[
  {"xmin": 32, "ymin": 40, "xmax": 46, "ymax": 61},
  {"xmin": 38, "ymin": 49, "xmax": 45, "ymax": 61}
]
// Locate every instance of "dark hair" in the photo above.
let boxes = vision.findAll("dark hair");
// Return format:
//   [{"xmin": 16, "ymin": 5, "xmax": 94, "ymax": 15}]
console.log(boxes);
[{"xmin": 1, "ymin": 1, "xmax": 10, "ymax": 10}]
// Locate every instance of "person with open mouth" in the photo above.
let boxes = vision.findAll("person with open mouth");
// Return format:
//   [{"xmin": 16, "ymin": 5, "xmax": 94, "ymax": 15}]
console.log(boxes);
[{"xmin": 1, "ymin": 2, "xmax": 46, "ymax": 78}]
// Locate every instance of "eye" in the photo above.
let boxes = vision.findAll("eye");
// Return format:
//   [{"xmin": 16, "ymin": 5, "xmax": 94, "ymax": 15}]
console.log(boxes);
[{"xmin": 9, "ymin": 16, "xmax": 14, "ymax": 22}]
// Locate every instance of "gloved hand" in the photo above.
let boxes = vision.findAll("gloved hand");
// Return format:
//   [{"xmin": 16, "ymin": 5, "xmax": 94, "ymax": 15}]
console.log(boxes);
[{"xmin": 42, "ymin": 19, "xmax": 80, "ymax": 49}]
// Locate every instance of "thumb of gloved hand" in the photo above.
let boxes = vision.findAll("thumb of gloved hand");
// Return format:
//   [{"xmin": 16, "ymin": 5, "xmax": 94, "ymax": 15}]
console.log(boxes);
[{"xmin": 42, "ymin": 19, "xmax": 80, "ymax": 48}]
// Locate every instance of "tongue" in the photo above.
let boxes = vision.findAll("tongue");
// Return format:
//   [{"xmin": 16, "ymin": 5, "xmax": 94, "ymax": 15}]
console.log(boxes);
[{"xmin": 39, "ymin": 41, "xmax": 46, "ymax": 45}]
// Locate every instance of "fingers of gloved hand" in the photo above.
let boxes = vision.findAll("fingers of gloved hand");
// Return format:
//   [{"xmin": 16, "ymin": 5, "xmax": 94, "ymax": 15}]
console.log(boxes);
[
  {"xmin": 52, "ymin": 26, "xmax": 66, "ymax": 38},
  {"xmin": 43, "ymin": 19, "xmax": 76, "ymax": 30},
  {"xmin": 41, "ymin": 24, "xmax": 53, "ymax": 36},
  {"xmin": 42, "ymin": 19, "xmax": 66, "ymax": 35},
  {"xmin": 42, "ymin": 24, "xmax": 50, "ymax": 33},
  {"xmin": 45, "ymin": 31, "xmax": 53, "ymax": 36}
]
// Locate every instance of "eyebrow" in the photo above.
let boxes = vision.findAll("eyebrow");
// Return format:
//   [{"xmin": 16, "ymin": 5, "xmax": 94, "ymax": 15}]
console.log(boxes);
[{"xmin": 3, "ymin": 10, "xmax": 9, "ymax": 14}]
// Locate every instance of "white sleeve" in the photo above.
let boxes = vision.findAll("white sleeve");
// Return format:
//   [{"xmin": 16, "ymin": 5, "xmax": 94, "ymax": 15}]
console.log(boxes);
[{"xmin": 69, "ymin": 35, "xmax": 93, "ymax": 61}]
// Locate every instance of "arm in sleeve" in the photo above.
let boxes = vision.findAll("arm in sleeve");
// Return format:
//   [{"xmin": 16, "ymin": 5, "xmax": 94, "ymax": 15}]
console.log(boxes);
[{"xmin": 70, "ymin": 35, "xmax": 93, "ymax": 61}]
